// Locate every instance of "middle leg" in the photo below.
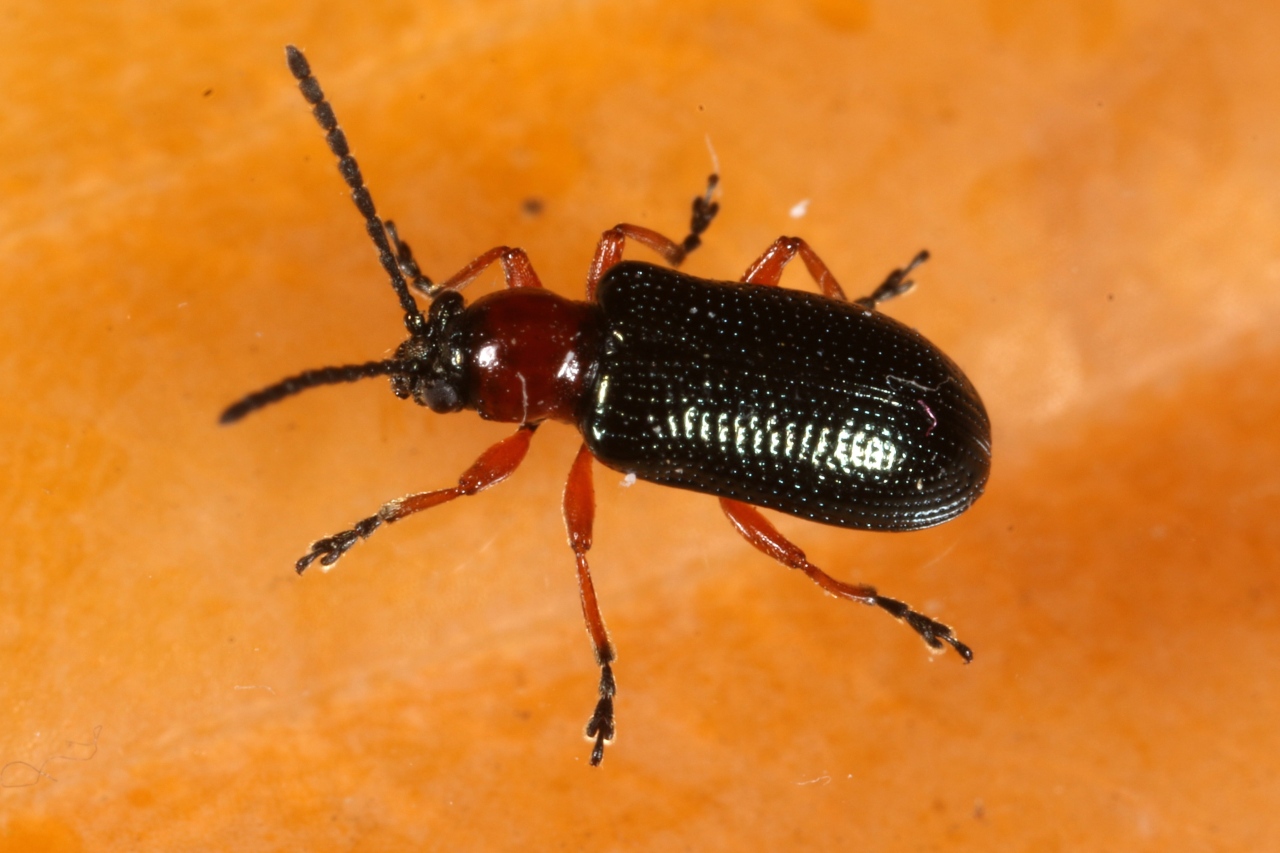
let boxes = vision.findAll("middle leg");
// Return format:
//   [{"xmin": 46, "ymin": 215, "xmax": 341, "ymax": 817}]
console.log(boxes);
[{"xmin": 562, "ymin": 442, "xmax": 618, "ymax": 766}]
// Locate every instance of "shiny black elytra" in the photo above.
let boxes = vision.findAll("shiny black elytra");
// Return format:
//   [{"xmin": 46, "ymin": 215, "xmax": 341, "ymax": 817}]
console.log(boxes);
[{"xmin": 222, "ymin": 45, "xmax": 992, "ymax": 767}]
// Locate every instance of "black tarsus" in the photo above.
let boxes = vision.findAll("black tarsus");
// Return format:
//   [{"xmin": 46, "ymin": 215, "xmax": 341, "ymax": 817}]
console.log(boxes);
[
  {"xmin": 586, "ymin": 662, "xmax": 617, "ymax": 766},
  {"xmin": 676, "ymin": 173, "xmax": 721, "ymax": 260},
  {"xmin": 873, "ymin": 594, "xmax": 973, "ymax": 662},
  {"xmin": 385, "ymin": 220, "xmax": 435, "ymax": 297},
  {"xmin": 856, "ymin": 248, "xmax": 930, "ymax": 309},
  {"xmin": 295, "ymin": 513, "xmax": 384, "ymax": 574}
]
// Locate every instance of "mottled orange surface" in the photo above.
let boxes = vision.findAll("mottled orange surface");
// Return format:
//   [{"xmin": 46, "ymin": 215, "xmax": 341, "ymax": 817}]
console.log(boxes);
[{"xmin": 3, "ymin": 2, "xmax": 1278, "ymax": 850}]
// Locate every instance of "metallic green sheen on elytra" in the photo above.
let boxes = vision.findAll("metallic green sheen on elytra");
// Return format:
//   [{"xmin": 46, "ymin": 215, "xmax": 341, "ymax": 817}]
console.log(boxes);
[{"xmin": 581, "ymin": 261, "xmax": 991, "ymax": 531}]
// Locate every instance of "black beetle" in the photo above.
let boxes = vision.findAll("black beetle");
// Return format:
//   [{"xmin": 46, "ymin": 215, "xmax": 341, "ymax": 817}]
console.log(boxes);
[{"xmin": 222, "ymin": 46, "xmax": 992, "ymax": 766}]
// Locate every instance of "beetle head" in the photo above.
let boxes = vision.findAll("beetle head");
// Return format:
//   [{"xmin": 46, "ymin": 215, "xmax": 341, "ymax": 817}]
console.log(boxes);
[
  {"xmin": 218, "ymin": 289, "xmax": 472, "ymax": 425},
  {"xmin": 388, "ymin": 290, "xmax": 467, "ymax": 413}
]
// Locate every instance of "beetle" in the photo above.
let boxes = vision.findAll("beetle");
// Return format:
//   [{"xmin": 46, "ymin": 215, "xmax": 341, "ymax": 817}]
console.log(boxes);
[{"xmin": 222, "ymin": 45, "xmax": 992, "ymax": 766}]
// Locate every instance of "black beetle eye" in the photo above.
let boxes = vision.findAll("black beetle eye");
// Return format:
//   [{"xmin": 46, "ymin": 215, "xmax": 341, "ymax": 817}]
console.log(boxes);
[{"xmin": 422, "ymin": 381, "xmax": 461, "ymax": 412}]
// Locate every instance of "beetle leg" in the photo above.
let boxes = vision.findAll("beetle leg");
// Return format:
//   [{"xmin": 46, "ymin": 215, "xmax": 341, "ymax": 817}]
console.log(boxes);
[
  {"xmin": 740, "ymin": 236, "xmax": 850, "ymax": 301},
  {"xmin": 295, "ymin": 424, "xmax": 538, "ymax": 573},
  {"xmin": 441, "ymin": 245, "xmax": 544, "ymax": 291},
  {"xmin": 420, "ymin": 245, "xmax": 545, "ymax": 295},
  {"xmin": 562, "ymin": 443, "xmax": 618, "ymax": 766},
  {"xmin": 586, "ymin": 173, "xmax": 720, "ymax": 301},
  {"xmin": 854, "ymin": 249, "xmax": 930, "ymax": 309},
  {"xmin": 718, "ymin": 498, "xmax": 972, "ymax": 662}
]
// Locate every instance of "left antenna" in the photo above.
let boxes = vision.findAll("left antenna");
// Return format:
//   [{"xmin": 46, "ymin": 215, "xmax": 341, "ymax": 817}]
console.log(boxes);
[{"xmin": 284, "ymin": 45, "xmax": 427, "ymax": 336}]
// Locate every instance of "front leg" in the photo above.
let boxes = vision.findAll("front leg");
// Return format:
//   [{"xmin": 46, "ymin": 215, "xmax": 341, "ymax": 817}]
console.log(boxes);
[
  {"xmin": 585, "ymin": 173, "xmax": 719, "ymax": 301},
  {"xmin": 296, "ymin": 424, "xmax": 538, "ymax": 573}
]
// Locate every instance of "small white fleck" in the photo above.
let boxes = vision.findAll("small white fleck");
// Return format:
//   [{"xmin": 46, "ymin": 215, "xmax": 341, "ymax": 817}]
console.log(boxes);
[
  {"xmin": 796, "ymin": 774, "xmax": 831, "ymax": 786},
  {"xmin": 790, "ymin": 199, "xmax": 810, "ymax": 219},
  {"xmin": 620, "ymin": 473, "xmax": 637, "ymax": 488},
  {"xmin": 704, "ymin": 134, "xmax": 722, "ymax": 175},
  {"xmin": 689, "ymin": 306, "xmax": 698, "ymax": 314},
  {"xmin": 516, "ymin": 372, "xmax": 529, "ymax": 423}
]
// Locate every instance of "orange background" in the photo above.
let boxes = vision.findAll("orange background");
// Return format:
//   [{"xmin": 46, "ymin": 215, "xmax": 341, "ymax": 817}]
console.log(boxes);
[{"xmin": 3, "ymin": 2, "xmax": 1278, "ymax": 849}]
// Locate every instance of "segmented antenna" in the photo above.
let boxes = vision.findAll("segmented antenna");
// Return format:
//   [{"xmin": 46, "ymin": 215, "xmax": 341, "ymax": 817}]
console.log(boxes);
[
  {"xmin": 284, "ymin": 45, "xmax": 428, "ymax": 335},
  {"xmin": 219, "ymin": 359, "xmax": 413, "ymax": 424}
]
